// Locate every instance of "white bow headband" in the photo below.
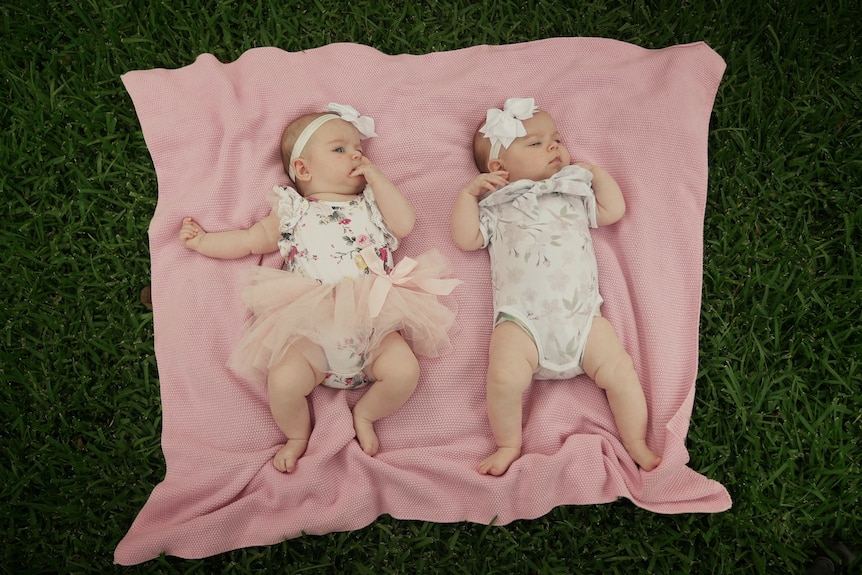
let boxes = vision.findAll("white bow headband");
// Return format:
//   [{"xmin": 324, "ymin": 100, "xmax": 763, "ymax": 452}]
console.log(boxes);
[
  {"xmin": 479, "ymin": 97, "xmax": 539, "ymax": 162},
  {"xmin": 288, "ymin": 102, "xmax": 378, "ymax": 181}
]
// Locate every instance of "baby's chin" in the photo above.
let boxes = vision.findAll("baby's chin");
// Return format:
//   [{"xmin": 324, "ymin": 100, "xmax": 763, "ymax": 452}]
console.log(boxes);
[
  {"xmin": 331, "ymin": 175, "xmax": 365, "ymax": 194},
  {"xmin": 347, "ymin": 178, "xmax": 367, "ymax": 194}
]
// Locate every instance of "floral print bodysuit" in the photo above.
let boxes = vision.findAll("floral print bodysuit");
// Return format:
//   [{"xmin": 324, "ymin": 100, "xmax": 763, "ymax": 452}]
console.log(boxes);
[
  {"xmin": 273, "ymin": 185, "xmax": 397, "ymax": 284},
  {"xmin": 478, "ymin": 164, "xmax": 603, "ymax": 380},
  {"xmin": 271, "ymin": 184, "xmax": 397, "ymax": 388}
]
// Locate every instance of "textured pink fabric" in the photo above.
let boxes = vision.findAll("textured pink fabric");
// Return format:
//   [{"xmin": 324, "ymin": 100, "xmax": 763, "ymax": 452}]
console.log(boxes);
[{"xmin": 116, "ymin": 39, "xmax": 730, "ymax": 565}]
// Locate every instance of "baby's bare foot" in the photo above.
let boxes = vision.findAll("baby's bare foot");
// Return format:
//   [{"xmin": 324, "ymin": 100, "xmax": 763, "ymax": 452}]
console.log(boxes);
[
  {"xmin": 625, "ymin": 440, "xmax": 661, "ymax": 471},
  {"xmin": 272, "ymin": 439, "xmax": 309, "ymax": 473},
  {"xmin": 353, "ymin": 415, "xmax": 379, "ymax": 456},
  {"xmin": 478, "ymin": 446, "xmax": 521, "ymax": 476}
]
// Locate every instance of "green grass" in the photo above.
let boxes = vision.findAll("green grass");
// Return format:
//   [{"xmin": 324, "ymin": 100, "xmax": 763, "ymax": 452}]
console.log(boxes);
[{"xmin": 1, "ymin": 0, "xmax": 860, "ymax": 573}]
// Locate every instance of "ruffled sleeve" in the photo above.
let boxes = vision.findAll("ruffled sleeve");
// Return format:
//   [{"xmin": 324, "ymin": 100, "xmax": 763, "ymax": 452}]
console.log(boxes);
[
  {"xmin": 269, "ymin": 185, "xmax": 308, "ymax": 259},
  {"xmin": 361, "ymin": 185, "xmax": 400, "ymax": 251}
]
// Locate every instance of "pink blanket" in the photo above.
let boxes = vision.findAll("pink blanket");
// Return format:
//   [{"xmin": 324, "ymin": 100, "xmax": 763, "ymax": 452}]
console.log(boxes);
[{"xmin": 116, "ymin": 38, "xmax": 730, "ymax": 565}]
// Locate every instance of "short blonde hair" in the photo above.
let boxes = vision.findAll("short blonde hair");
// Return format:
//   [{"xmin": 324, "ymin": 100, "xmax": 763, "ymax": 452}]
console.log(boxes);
[{"xmin": 280, "ymin": 112, "xmax": 329, "ymax": 176}]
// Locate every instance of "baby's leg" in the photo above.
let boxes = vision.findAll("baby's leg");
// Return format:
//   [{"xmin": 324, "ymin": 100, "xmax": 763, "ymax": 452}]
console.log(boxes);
[
  {"xmin": 479, "ymin": 321, "xmax": 539, "ymax": 476},
  {"xmin": 267, "ymin": 343, "xmax": 325, "ymax": 473},
  {"xmin": 355, "ymin": 331, "xmax": 420, "ymax": 456},
  {"xmin": 582, "ymin": 317, "xmax": 661, "ymax": 471}
]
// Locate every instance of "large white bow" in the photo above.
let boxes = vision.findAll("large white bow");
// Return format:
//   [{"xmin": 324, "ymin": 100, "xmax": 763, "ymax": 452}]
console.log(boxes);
[
  {"xmin": 479, "ymin": 97, "xmax": 538, "ymax": 150},
  {"xmin": 327, "ymin": 102, "xmax": 378, "ymax": 139}
]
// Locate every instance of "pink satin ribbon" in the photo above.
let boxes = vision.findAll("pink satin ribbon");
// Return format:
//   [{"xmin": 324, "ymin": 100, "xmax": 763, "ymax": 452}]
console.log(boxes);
[{"xmin": 360, "ymin": 246, "xmax": 461, "ymax": 317}]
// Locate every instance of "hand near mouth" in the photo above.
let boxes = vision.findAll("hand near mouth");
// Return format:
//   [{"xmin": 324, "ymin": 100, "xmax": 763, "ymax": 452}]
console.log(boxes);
[
  {"xmin": 349, "ymin": 156, "xmax": 379, "ymax": 178},
  {"xmin": 349, "ymin": 156, "xmax": 397, "ymax": 193}
]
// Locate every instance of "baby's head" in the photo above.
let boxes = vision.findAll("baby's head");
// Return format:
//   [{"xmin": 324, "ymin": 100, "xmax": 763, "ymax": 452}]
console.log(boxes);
[
  {"xmin": 280, "ymin": 103, "xmax": 378, "ymax": 196},
  {"xmin": 281, "ymin": 112, "xmax": 328, "ymax": 175},
  {"xmin": 474, "ymin": 98, "xmax": 571, "ymax": 182}
]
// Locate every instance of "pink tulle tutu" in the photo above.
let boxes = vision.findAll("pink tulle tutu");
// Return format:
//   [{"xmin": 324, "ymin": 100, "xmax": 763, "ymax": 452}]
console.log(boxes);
[{"xmin": 228, "ymin": 248, "xmax": 460, "ymax": 385}]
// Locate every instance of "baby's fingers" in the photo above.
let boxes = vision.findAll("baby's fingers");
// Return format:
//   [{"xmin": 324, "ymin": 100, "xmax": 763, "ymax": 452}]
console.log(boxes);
[
  {"xmin": 179, "ymin": 217, "xmax": 204, "ymax": 246},
  {"xmin": 481, "ymin": 173, "xmax": 508, "ymax": 190},
  {"xmin": 181, "ymin": 218, "xmax": 202, "ymax": 232},
  {"xmin": 351, "ymin": 161, "xmax": 380, "ymax": 178}
]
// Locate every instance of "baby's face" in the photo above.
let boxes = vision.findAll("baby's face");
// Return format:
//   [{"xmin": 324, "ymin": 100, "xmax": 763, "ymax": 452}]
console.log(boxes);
[
  {"xmin": 301, "ymin": 119, "xmax": 367, "ymax": 196},
  {"xmin": 496, "ymin": 111, "xmax": 571, "ymax": 182}
]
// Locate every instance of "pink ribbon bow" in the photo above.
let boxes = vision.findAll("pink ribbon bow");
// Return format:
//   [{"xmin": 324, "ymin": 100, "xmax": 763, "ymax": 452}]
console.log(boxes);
[{"xmin": 360, "ymin": 246, "xmax": 461, "ymax": 318}]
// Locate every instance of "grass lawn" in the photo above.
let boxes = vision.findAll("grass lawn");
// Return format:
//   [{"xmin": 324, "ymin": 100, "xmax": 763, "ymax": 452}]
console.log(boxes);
[{"xmin": 1, "ymin": 0, "xmax": 859, "ymax": 573}]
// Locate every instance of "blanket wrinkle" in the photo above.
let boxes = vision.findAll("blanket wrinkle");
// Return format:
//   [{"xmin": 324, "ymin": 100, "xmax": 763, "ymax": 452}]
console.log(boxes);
[{"xmin": 116, "ymin": 38, "xmax": 730, "ymax": 566}]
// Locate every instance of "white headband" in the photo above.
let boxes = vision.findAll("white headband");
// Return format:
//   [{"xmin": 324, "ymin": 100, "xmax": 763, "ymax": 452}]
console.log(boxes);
[
  {"xmin": 480, "ymin": 97, "xmax": 538, "ymax": 162},
  {"xmin": 288, "ymin": 102, "xmax": 377, "ymax": 181}
]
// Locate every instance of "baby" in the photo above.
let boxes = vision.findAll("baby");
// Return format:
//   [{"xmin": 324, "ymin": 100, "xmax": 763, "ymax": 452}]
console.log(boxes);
[
  {"xmin": 451, "ymin": 98, "xmax": 661, "ymax": 475},
  {"xmin": 181, "ymin": 103, "xmax": 459, "ymax": 472}
]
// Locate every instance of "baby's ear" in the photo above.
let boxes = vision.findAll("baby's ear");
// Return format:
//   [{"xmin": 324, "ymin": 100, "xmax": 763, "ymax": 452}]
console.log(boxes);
[
  {"xmin": 292, "ymin": 158, "xmax": 311, "ymax": 181},
  {"xmin": 488, "ymin": 158, "xmax": 504, "ymax": 173}
]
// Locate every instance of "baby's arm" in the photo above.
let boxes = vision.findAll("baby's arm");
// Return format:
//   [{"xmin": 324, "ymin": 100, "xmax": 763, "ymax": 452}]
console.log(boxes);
[
  {"xmin": 577, "ymin": 163, "xmax": 625, "ymax": 226},
  {"xmin": 179, "ymin": 210, "xmax": 281, "ymax": 259},
  {"xmin": 451, "ymin": 171, "xmax": 509, "ymax": 251},
  {"xmin": 352, "ymin": 158, "xmax": 415, "ymax": 238}
]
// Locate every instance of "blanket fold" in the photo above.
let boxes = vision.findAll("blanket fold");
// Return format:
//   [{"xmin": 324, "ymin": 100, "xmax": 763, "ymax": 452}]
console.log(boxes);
[{"xmin": 116, "ymin": 38, "xmax": 729, "ymax": 565}]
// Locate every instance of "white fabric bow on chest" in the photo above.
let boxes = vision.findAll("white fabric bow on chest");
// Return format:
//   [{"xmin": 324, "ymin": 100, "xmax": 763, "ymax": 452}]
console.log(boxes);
[{"xmin": 479, "ymin": 165, "xmax": 596, "ymax": 221}]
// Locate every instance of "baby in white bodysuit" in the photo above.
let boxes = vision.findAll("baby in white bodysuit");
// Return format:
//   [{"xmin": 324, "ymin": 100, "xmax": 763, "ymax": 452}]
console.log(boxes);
[{"xmin": 450, "ymin": 97, "xmax": 662, "ymax": 476}]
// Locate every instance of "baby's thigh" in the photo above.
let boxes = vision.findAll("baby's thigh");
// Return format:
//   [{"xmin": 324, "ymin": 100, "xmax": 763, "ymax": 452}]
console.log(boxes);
[
  {"xmin": 268, "ymin": 341, "xmax": 326, "ymax": 397},
  {"xmin": 366, "ymin": 331, "xmax": 420, "ymax": 383},
  {"xmin": 581, "ymin": 316, "xmax": 629, "ymax": 378},
  {"xmin": 489, "ymin": 321, "xmax": 539, "ymax": 377}
]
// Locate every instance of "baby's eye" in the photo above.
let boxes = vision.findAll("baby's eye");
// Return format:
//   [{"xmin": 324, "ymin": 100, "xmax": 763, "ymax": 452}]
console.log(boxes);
[
  {"xmin": 529, "ymin": 141, "xmax": 541, "ymax": 147},
  {"xmin": 334, "ymin": 146, "xmax": 345, "ymax": 153}
]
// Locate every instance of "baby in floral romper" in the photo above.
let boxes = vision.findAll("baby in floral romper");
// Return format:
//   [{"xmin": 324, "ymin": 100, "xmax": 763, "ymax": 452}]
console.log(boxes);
[
  {"xmin": 180, "ymin": 103, "xmax": 459, "ymax": 473},
  {"xmin": 451, "ymin": 98, "xmax": 661, "ymax": 475}
]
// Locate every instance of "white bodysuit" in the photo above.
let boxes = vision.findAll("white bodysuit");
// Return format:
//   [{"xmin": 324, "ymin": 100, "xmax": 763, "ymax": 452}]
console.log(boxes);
[{"xmin": 478, "ymin": 165, "xmax": 603, "ymax": 380}]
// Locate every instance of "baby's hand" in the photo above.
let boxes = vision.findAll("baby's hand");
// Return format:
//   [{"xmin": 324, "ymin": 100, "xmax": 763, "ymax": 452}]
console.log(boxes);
[
  {"xmin": 179, "ymin": 217, "xmax": 206, "ymax": 251},
  {"xmin": 349, "ymin": 156, "xmax": 384, "ymax": 181},
  {"xmin": 462, "ymin": 171, "xmax": 509, "ymax": 198}
]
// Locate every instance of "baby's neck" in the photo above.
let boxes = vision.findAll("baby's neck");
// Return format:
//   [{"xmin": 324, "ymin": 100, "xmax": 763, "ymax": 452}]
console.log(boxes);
[
  {"xmin": 304, "ymin": 191, "xmax": 361, "ymax": 202},
  {"xmin": 508, "ymin": 164, "xmax": 570, "ymax": 184}
]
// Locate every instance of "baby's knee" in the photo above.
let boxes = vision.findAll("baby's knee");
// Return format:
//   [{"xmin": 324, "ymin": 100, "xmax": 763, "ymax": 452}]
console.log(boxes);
[
  {"xmin": 394, "ymin": 352, "xmax": 420, "ymax": 385},
  {"xmin": 595, "ymin": 352, "xmax": 637, "ymax": 390},
  {"xmin": 268, "ymin": 357, "xmax": 321, "ymax": 397},
  {"xmin": 372, "ymin": 342, "xmax": 420, "ymax": 385},
  {"xmin": 486, "ymin": 360, "xmax": 533, "ymax": 394}
]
